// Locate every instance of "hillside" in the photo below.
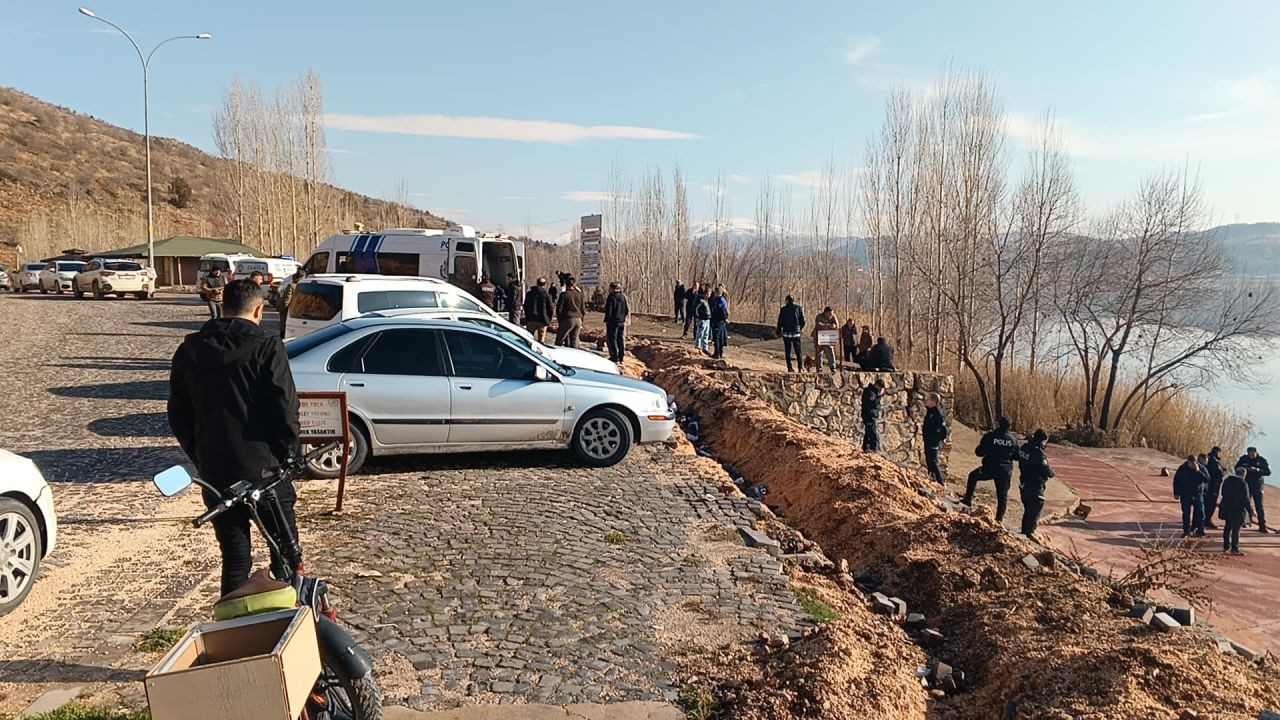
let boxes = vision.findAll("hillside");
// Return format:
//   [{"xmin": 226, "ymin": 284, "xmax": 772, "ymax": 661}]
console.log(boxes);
[
  {"xmin": 1215, "ymin": 222, "xmax": 1280, "ymax": 276},
  {"xmin": 0, "ymin": 86, "xmax": 447, "ymax": 261}
]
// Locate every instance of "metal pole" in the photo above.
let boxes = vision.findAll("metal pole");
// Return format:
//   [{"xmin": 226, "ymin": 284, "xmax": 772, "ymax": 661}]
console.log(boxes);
[{"xmin": 143, "ymin": 62, "xmax": 154, "ymax": 270}]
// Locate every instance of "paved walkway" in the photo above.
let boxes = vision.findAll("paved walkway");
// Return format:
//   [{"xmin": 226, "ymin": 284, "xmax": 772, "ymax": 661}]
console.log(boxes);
[
  {"xmin": 1040, "ymin": 444, "xmax": 1280, "ymax": 655},
  {"xmin": 0, "ymin": 293, "xmax": 807, "ymax": 715}
]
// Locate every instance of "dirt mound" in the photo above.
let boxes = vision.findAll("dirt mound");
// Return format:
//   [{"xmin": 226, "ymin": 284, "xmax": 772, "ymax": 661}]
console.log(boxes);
[{"xmin": 638, "ymin": 340, "xmax": 1280, "ymax": 720}]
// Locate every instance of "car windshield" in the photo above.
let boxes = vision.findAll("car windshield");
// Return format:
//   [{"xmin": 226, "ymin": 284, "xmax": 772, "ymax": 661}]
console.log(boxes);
[
  {"xmin": 286, "ymin": 324, "xmax": 356, "ymax": 359},
  {"xmin": 104, "ymin": 262, "xmax": 143, "ymax": 271},
  {"xmin": 57, "ymin": 262, "xmax": 86, "ymax": 271},
  {"xmin": 25, "ymin": 264, "xmax": 44, "ymax": 271}
]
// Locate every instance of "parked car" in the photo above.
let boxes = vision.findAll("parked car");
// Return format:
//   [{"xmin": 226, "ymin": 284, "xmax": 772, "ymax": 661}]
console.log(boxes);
[
  {"xmin": 12, "ymin": 263, "xmax": 45, "ymax": 293},
  {"xmin": 39, "ymin": 260, "xmax": 87, "ymax": 294},
  {"xmin": 284, "ymin": 274, "xmax": 499, "ymax": 340},
  {"xmin": 0, "ymin": 267, "xmax": 10, "ymax": 291},
  {"xmin": 287, "ymin": 318, "xmax": 676, "ymax": 475},
  {"xmin": 0, "ymin": 450, "xmax": 57, "ymax": 617},
  {"xmin": 73, "ymin": 259, "xmax": 155, "ymax": 300},
  {"xmin": 365, "ymin": 307, "xmax": 620, "ymax": 375}
]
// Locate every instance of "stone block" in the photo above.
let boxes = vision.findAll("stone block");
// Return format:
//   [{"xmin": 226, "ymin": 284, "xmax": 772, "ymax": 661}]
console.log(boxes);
[
  {"xmin": 870, "ymin": 592, "xmax": 896, "ymax": 615},
  {"xmin": 1020, "ymin": 554, "xmax": 1041, "ymax": 570},
  {"xmin": 919, "ymin": 628, "xmax": 944, "ymax": 647},
  {"xmin": 889, "ymin": 596, "xmax": 908, "ymax": 619},
  {"xmin": 1129, "ymin": 604, "xmax": 1154, "ymax": 624},
  {"xmin": 906, "ymin": 612, "xmax": 927, "ymax": 628},
  {"xmin": 1232, "ymin": 641, "xmax": 1264, "ymax": 662},
  {"xmin": 1151, "ymin": 612, "xmax": 1181, "ymax": 632},
  {"xmin": 1170, "ymin": 606, "xmax": 1195, "ymax": 626},
  {"xmin": 739, "ymin": 527, "xmax": 781, "ymax": 557}
]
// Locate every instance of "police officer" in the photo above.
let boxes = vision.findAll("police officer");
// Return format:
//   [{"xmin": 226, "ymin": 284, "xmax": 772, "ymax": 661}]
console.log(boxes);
[
  {"xmin": 1235, "ymin": 446, "xmax": 1271, "ymax": 534},
  {"xmin": 922, "ymin": 393, "xmax": 948, "ymax": 485},
  {"xmin": 1203, "ymin": 446, "xmax": 1225, "ymax": 530},
  {"xmin": 1018, "ymin": 429, "xmax": 1055, "ymax": 538},
  {"xmin": 1173, "ymin": 455, "xmax": 1207, "ymax": 538},
  {"xmin": 860, "ymin": 378, "xmax": 885, "ymax": 452},
  {"xmin": 961, "ymin": 415, "xmax": 1020, "ymax": 522}
]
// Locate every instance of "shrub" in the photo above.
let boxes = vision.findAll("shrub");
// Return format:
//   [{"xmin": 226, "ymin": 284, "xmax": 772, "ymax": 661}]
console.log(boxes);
[{"xmin": 167, "ymin": 177, "xmax": 193, "ymax": 208}]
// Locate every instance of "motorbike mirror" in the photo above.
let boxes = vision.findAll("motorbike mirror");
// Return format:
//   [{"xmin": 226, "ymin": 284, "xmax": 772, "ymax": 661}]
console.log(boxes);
[{"xmin": 153, "ymin": 466, "xmax": 194, "ymax": 497}]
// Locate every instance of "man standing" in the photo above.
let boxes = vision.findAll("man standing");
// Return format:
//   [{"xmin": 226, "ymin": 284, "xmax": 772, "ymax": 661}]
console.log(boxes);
[
  {"xmin": 1235, "ymin": 447, "xmax": 1271, "ymax": 533},
  {"xmin": 522, "ymin": 277, "xmax": 554, "ymax": 343},
  {"xmin": 504, "ymin": 273, "xmax": 521, "ymax": 324},
  {"xmin": 922, "ymin": 393, "xmax": 949, "ymax": 485},
  {"xmin": 692, "ymin": 287, "xmax": 711, "ymax": 354},
  {"xmin": 555, "ymin": 277, "xmax": 586, "ymax": 348},
  {"xmin": 1220, "ymin": 467, "xmax": 1249, "ymax": 555},
  {"xmin": 168, "ymin": 280, "xmax": 301, "ymax": 596},
  {"xmin": 673, "ymin": 281, "xmax": 686, "ymax": 324},
  {"xmin": 1018, "ymin": 429, "xmax": 1055, "ymax": 538},
  {"xmin": 813, "ymin": 306, "xmax": 839, "ymax": 372},
  {"xmin": 868, "ymin": 336, "xmax": 896, "ymax": 371},
  {"xmin": 201, "ymin": 267, "xmax": 226, "ymax": 319},
  {"xmin": 1174, "ymin": 455, "xmax": 1207, "ymax": 538},
  {"xmin": 961, "ymin": 416, "xmax": 1020, "ymax": 523},
  {"xmin": 857, "ymin": 325, "xmax": 874, "ymax": 367},
  {"xmin": 776, "ymin": 295, "xmax": 805, "ymax": 372},
  {"xmin": 477, "ymin": 274, "xmax": 498, "ymax": 309},
  {"xmin": 840, "ymin": 317, "xmax": 858, "ymax": 367},
  {"xmin": 275, "ymin": 268, "xmax": 305, "ymax": 339},
  {"xmin": 1204, "ymin": 446, "xmax": 1225, "ymax": 529},
  {"xmin": 604, "ymin": 282, "xmax": 630, "ymax": 363},
  {"xmin": 709, "ymin": 287, "xmax": 730, "ymax": 360},
  {"xmin": 682, "ymin": 282, "xmax": 700, "ymax": 338},
  {"xmin": 860, "ymin": 378, "xmax": 885, "ymax": 452}
]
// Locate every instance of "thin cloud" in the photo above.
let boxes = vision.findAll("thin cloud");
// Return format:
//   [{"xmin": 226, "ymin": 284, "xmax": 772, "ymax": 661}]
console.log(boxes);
[
  {"xmin": 325, "ymin": 147, "xmax": 363, "ymax": 156},
  {"xmin": 844, "ymin": 36, "xmax": 881, "ymax": 66},
  {"xmin": 501, "ymin": 195, "xmax": 536, "ymax": 201},
  {"xmin": 561, "ymin": 191, "xmax": 626, "ymax": 203},
  {"xmin": 727, "ymin": 174, "xmax": 752, "ymax": 183},
  {"xmin": 774, "ymin": 170, "xmax": 829, "ymax": 189},
  {"xmin": 325, "ymin": 113, "xmax": 698, "ymax": 144}
]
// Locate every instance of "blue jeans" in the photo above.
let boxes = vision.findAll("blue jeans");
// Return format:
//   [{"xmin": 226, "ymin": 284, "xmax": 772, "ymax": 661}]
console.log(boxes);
[{"xmin": 694, "ymin": 320, "xmax": 710, "ymax": 352}]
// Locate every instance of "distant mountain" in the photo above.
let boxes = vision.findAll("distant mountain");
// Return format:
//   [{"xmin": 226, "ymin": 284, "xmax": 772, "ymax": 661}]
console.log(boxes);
[
  {"xmin": 690, "ymin": 220, "xmax": 871, "ymax": 265},
  {"xmin": 1214, "ymin": 223, "xmax": 1280, "ymax": 276}
]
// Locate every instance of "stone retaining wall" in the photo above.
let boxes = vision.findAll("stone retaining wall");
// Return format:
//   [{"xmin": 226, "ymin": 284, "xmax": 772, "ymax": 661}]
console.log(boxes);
[{"xmin": 711, "ymin": 370, "xmax": 954, "ymax": 472}]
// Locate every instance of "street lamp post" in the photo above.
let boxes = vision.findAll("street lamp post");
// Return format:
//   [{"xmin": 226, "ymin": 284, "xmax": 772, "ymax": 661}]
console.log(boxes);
[{"xmin": 78, "ymin": 8, "xmax": 209, "ymax": 272}]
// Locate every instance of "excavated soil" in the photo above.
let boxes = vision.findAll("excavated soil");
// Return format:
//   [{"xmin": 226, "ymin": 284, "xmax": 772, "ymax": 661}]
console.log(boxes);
[{"xmin": 637, "ymin": 340, "xmax": 1280, "ymax": 720}]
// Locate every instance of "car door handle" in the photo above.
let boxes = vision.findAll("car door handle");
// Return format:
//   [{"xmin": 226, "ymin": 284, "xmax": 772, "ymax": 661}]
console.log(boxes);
[
  {"xmin": 347, "ymin": 381, "xmax": 365, "ymax": 387},
  {"xmin": 456, "ymin": 384, "xmax": 473, "ymax": 390}
]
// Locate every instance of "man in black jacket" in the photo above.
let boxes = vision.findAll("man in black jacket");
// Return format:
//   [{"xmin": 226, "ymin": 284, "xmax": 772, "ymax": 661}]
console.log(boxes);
[
  {"xmin": 681, "ymin": 282, "xmax": 700, "ymax": 338},
  {"xmin": 522, "ymin": 277, "xmax": 555, "ymax": 343},
  {"xmin": 1235, "ymin": 447, "xmax": 1271, "ymax": 533},
  {"xmin": 868, "ymin": 337, "xmax": 896, "ymax": 371},
  {"xmin": 168, "ymin": 280, "xmax": 301, "ymax": 596},
  {"xmin": 922, "ymin": 393, "xmax": 948, "ymax": 485},
  {"xmin": 1204, "ymin": 446, "xmax": 1225, "ymax": 529},
  {"xmin": 1173, "ymin": 455, "xmax": 1207, "ymax": 538},
  {"xmin": 604, "ymin": 282, "xmax": 630, "ymax": 363},
  {"xmin": 673, "ymin": 281, "xmax": 686, "ymax": 323},
  {"xmin": 860, "ymin": 378, "xmax": 885, "ymax": 452},
  {"xmin": 1018, "ymin": 429, "xmax": 1055, "ymax": 537},
  {"xmin": 962, "ymin": 416, "xmax": 1020, "ymax": 522},
  {"xmin": 776, "ymin": 295, "xmax": 806, "ymax": 372},
  {"xmin": 504, "ymin": 273, "xmax": 521, "ymax": 324}
]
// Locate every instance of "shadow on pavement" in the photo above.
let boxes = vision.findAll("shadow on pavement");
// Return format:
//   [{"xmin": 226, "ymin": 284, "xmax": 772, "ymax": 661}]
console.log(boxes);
[
  {"xmin": 88, "ymin": 412, "xmax": 171, "ymax": 438},
  {"xmin": 132, "ymin": 320, "xmax": 206, "ymax": 331},
  {"xmin": 53, "ymin": 360, "xmax": 171, "ymax": 372},
  {"xmin": 48, "ymin": 379, "xmax": 168, "ymax": 401},
  {"xmin": 355, "ymin": 448, "xmax": 612, "ymax": 476},
  {"xmin": 23, "ymin": 445, "xmax": 187, "ymax": 483},
  {"xmin": 0, "ymin": 659, "xmax": 144, "ymax": 684}
]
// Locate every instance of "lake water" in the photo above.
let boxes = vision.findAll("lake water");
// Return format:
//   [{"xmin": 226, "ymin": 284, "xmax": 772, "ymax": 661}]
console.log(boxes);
[{"xmin": 1212, "ymin": 339, "xmax": 1280, "ymax": 486}]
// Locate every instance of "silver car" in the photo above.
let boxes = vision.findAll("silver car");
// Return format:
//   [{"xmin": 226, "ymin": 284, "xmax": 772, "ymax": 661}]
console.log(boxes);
[{"xmin": 287, "ymin": 318, "xmax": 676, "ymax": 474}]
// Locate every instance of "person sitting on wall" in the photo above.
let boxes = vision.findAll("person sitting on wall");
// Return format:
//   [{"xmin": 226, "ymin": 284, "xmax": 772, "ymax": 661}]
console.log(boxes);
[{"xmin": 868, "ymin": 336, "xmax": 895, "ymax": 371}]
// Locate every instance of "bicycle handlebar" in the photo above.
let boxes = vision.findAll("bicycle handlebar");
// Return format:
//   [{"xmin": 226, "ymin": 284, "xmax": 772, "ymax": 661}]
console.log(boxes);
[{"xmin": 191, "ymin": 443, "xmax": 339, "ymax": 527}]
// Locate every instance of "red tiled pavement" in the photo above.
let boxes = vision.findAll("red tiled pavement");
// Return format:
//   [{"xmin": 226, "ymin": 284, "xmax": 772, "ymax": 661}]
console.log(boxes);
[{"xmin": 1040, "ymin": 444, "xmax": 1280, "ymax": 655}]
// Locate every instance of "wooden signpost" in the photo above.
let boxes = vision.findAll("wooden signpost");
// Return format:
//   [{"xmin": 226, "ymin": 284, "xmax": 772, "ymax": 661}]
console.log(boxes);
[{"xmin": 297, "ymin": 392, "xmax": 351, "ymax": 512}]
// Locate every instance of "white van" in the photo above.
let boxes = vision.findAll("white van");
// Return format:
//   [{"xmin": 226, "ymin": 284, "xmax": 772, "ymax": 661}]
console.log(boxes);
[
  {"xmin": 235, "ymin": 257, "xmax": 301, "ymax": 305},
  {"xmin": 284, "ymin": 274, "xmax": 499, "ymax": 339},
  {"xmin": 197, "ymin": 253, "xmax": 258, "ymax": 299},
  {"xmin": 297, "ymin": 225, "xmax": 525, "ymax": 293}
]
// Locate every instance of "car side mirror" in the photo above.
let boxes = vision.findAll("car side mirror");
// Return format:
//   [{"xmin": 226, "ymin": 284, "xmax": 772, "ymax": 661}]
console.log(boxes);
[
  {"xmin": 153, "ymin": 466, "xmax": 194, "ymax": 497},
  {"xmin": 533, "ymin": 365, "xmax": 550, "ymax": 382}
]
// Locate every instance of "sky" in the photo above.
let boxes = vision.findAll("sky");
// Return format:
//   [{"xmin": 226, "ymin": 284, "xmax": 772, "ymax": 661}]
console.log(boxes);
[{"xmin": 3, "ymin": 0, "xmax": 1279, "ymax": 241}]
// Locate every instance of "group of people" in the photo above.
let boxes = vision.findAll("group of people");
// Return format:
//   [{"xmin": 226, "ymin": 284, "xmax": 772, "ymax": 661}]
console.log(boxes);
[
  {"xmin": 1174, "ymin": 447, "xmax": 1270, "ymax": 554},
  {"xmin": 474, "ymin": 273, "xmax": 523, "ymax": 324},
  {"xmin": 522, "ymin": 275, "xmax": 631, "ymax": 363},
  {"xmin": 673, "ymin": 281, "xmax": 730, "ymax": 359},
  {"xmin": 775, "ymin": 296, "xmax": 895, "ymax": 374}
]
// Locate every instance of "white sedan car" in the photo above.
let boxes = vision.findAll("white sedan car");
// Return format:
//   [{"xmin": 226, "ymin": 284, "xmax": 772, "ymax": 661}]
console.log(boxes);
[
  {"xmin": 73, "ymin": 258, "xmax": 156, "ymax": 300},
  {"xmin": 287, "ymin": 318, "xmax": 676, "ymax": 475},
  {"xmin": 39, "ymin": 260, "xmax": 87, "ymax": 294},
  {"xmin": 0, "ymin": 450, "xmax": 57, "ymax": 617}
]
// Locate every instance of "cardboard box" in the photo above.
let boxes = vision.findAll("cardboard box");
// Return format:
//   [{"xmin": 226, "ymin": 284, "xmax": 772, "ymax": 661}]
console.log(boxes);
[{"xmin": 145, "ymin": 606, "xmax": 321, "ymax": 720}]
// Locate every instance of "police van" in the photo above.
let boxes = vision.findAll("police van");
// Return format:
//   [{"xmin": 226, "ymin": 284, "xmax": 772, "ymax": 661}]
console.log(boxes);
[{"xmin": 297, "ymin": 224, "xmax": 525, "ymax": 292}]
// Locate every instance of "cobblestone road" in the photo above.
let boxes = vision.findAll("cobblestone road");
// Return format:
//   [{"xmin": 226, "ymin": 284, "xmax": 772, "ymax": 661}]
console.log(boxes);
[{"xmin": 0, "ymin": 292, "xmax": 807, "ymax": 714}]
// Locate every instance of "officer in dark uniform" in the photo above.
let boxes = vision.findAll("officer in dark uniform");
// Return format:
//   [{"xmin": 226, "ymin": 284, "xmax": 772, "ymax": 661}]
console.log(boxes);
[
  {"xmin": 1017, "ymin": 429, "xmax": 1055, "ymax": 537},
  {"xmin": 1234, "ymin": 447, "xmax": 1271, "ymax": 533},
  {"xmin": 860, "ymin": 378, "xmax": 885, "ymax": 452},
  {"xmin": 922, "ymin": 393, "xmax": 949, "ymax": 485},
  {"xmin": 961, "ymin": 415, "xmax": 1020, "ymax": 522}
]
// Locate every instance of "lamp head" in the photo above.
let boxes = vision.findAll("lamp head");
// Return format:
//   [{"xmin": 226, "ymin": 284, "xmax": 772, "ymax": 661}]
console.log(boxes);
[
  {"xmin": 196, "ymin": 33, "xmax": 211, "ymax": 39},
  {"xmin": 78, "ymin": 7, "xmax": 97, "ymax": 17}
]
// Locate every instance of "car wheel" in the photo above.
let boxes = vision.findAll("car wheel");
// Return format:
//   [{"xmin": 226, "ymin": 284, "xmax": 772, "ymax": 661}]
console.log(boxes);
[
  {"xmin": 572, "ymin": 407, "xmax": 633, "ymax": 467},
  {"xmin": 0, "ymin": 498, "xmax": 43, "ymax": 618},
  {"xmin": 304, "ymin": 422, "xmax": 369, "ymax": 479},
  {"xmin": 40, "ymin": 283, "xmax": 48, "ymax": 295},
  {"xmin": 135, "ymin": 291, "xmax": 151, "ymax": 300},
  {"xmin": 93, "ymin": 282, "xmax": 104, "ymax": 300},
  {"xmin": 73, "ymin": 284, "xmax": 84, "ymax": 299}
]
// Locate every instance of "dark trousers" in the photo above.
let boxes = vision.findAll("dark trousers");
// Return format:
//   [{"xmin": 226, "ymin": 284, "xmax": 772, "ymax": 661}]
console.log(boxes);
[
  {"xmin": 556, "ymin": 317, "xmax": 582, "ymax": 348},
  {"xmin": 843, "ymin": 345, "xmax": 857, "ymax": 363},
  {"xmin": 1020, "ymin": 485, "xmax": 1045, "ymax": 537},
  {"xmin": 682, "ymin": 308, "xmax": 695, "ymax": 336},
  {"xmin": 203, "ymin": 480, "xmax": 300, "ymax": 597},
  {"xmin": 964, "ymin": 466, "xmax": 1013, "ymax": 522},
  {"xmin": 862, "ymin": 421, "xmax": 879, "ymax": 452},
  {"xmin": 1247, "ymin": 480, "xmax": 1267, "ymax": 529},
  {"xmin": 1224, "ymin": 521, "xmax": 1242, "ymax": 552},
  {"xmin": 711, "ymin": 323, "xmax": 727, "ymax": 359},
  {"xmin": 1180, "ymin": 495, "xmax": 1205, "ymax": 535},
  {"xmin": 674, "ymin": 301, "xmax": 685, "ymax": 322},
  {"xmin": 924, "ymin": 444, "xmax": 944, "ymax": 485},
  {"xmin": 783, "ymin": 336, "xmax": 803, "ymax": 372},
  {"xmin": 605, "ymin": 322, "xmax": 626, "ymax": 362}
]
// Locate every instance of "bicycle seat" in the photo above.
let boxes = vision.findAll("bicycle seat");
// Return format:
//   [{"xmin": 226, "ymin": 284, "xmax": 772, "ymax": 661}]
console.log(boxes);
[{"xmin": 213, "ymin": 569, "xmax": 298, "ymax": 621}]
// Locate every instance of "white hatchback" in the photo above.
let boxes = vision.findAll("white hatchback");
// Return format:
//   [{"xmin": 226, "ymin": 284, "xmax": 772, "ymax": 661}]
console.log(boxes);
[
  {"xmin": 0, "ymin": 450, "xmax": 57, "ymax": 617},
  {"xmin": 284, "ymin": 274, "xmax": 498, "ymax": 340},
  {"xmin": 74, "ymin": 258, "xmax": 156, "ymax": 300}
]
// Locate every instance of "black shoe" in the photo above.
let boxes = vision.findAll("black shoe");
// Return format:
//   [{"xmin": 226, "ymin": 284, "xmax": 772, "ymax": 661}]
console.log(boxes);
[
  {"xmin": 1204, "ymin": 522, "xmax": 1218, "ymax": 529},
  {"xmin": 1193, "ymin": 531, "xmax": 1206, "ymax": 538},
  {"xmin": 1259, "ymin": 526, "xmax": 1270, "ymax": 534}
]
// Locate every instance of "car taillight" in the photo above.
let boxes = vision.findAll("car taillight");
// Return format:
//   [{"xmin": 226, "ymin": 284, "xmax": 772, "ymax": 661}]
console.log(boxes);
[{"xmin": 100, "ymin": 271, "xmax": 115, "ymax": 277}]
